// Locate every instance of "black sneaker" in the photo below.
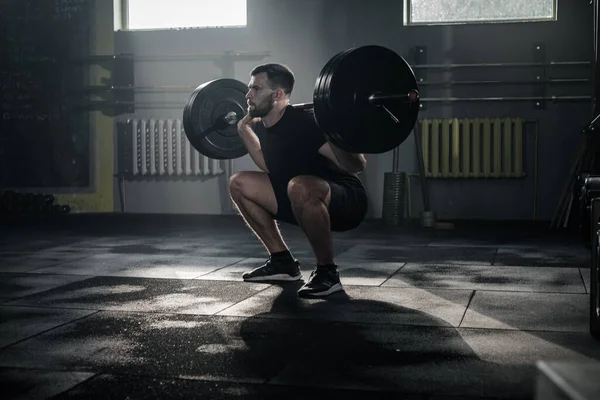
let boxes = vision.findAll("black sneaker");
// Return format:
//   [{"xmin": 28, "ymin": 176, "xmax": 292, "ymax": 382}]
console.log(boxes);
[
  {"xmin": 242, "ymin": 258, "xmax": 302, "ymax": 282},
  {"xmin": 297, "ymin": 266, "xmax": 343, "ymax": 298}
]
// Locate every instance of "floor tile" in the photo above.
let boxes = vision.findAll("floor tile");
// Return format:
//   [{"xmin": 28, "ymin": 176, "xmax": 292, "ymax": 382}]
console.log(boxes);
[
  {"xmin": 270, "ymin": 325, "xmax": 600, "ymax": 399},
  {"xmin": 0, "ymin": 251, "xmax": 92, "ymax": 273},
  {"xmin": 4, "ymin": 276, "xmax": 270, "ymax": 315},
  {"xmin": 73, "ymin": 236, "xmax": 215, "ymax": 255},
  {"xmin": 461, "ymin": 291, "xmax": 589, "ymax": 332},
  {"xmin": 535, "ymin": 360, "xmax": 600, "ymax": 400},
  {"xmin": 52, "ymin": 374, "xmax": 423, "ymax": 399},
  {"xmin": 0, "ymin": 368, "xmax": 95, "ymax": 400},
  {"xmin": 0, "ymin": 273, "xmax": 93, "ymax": 299},
  {"xmin": 188, "ymin": 241, "xmax": 353, "ymax": 259},
  {"xmin": 336, "ymin": 245, "xmax": 496, "ymax": 265},
  {"xmin": 581, "ymin": 268, "xmax": 591, "ymax": 293},
  {"xmin": 218, "ymin": 284, "xmax": 472, "ymax": 327},
  {"xmin": 494, "ymin": 247, "xmax": 589, "ymax": 268},
  {"xmin": 0, "ymin": 312, "xmax": 323, "ymax": 383},
  {"xmin": 0, "ymin": 306, "xmax": 97, "ymax": 348},
  {"xmin": 198, "ymin": 258, "xmax": 405, "ymax": 286},
  {"xmin": 30, "ymin": 254, "xmax": 244, "ymax": 279},
  {"xmin": 0, "ymin": 237, "xmax": 88, "ymax": 253},
  {"xmin": 381, "ymin": 264, "xmax": 586, "ymax": 293}
]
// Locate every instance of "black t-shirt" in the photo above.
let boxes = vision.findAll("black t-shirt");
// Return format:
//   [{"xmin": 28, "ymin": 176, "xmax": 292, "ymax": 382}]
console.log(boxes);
[{"xmin": 253, "ymin": 105, "xmax": 363, "ymax": 188}]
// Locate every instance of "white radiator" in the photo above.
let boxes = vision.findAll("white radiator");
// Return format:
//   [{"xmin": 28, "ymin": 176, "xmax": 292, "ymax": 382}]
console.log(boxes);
[{"xmin": 128, "ymin": 118, "xmax": 224, "ymax": 177}]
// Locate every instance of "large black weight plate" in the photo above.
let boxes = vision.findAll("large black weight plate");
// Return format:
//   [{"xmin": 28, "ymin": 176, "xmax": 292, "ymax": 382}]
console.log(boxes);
[
  {"xmin": 314, "ymin": 48, "xmax": 355, "ymax": 151},
  {"xmin": 183, "ymin": 79, "xmax": 248, "ymax": 159},
  {"xmin": 314, "ymin": 45, "xmax": 420, "ymax": 154}
]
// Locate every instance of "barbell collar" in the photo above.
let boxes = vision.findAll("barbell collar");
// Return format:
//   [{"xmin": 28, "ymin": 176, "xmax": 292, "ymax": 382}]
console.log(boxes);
[{"xmin": 223, "ymin": 111, "xmax": 238, "ymax": 125}]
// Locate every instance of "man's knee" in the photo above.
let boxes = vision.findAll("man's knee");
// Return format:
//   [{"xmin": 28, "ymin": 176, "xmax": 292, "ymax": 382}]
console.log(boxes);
[
  {"xmin": 287, "ymin": 176, "xmax": 329, "ymax": 206},
  {"xmin": 229, "ymin": 172, "xmax": 248, "ymax": 200}
]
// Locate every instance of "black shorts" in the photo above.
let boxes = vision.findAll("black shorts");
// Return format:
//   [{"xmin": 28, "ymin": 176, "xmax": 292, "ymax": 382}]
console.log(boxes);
[{"xmin": 268, "ymin": 175, "xmax": 368, "ymax": 232}]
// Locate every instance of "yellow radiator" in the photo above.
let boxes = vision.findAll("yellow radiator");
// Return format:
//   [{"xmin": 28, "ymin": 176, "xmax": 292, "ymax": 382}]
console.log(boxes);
[{"xmin": 419, "ymin": 118, "xmax": 526, "ymax": 179}]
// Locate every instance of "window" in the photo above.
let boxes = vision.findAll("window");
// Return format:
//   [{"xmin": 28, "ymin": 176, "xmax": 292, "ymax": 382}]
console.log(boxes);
[
  {"xmin": 125, "ymin": 0, "xmax": 247, "ymax": 30},
  {"xmin": 404, "ymin": 0, "xmax": 557, "ymax": 26}
]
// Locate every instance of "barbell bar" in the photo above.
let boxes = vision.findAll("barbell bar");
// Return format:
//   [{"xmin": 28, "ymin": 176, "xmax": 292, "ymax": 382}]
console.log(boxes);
[
  {"xmin": 216, "ymin": 90, "xmax": 420, "ymax": 126},
  {"xmin": 182, "ymin": 45, "xmax": 421, "ymax": 159}
]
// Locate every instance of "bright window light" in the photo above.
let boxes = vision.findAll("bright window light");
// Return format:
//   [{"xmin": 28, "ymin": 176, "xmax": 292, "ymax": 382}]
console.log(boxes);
[
  {"xmin": 405, "ymin": 0, "xmax": 557, "ymax": 25},
  {"xmin": 127, "ymin": 0, "xmax": 247, "ymax": 30}
]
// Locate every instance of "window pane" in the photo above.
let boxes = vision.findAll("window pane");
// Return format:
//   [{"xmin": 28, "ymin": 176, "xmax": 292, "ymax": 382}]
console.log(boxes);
[
  {"xmin": 127, "ymin": 0, "xmax": 247, "ymax": 30},
  {"xmin": 407, "ymin": 0, "xmax": 556, "ymax": 25}
]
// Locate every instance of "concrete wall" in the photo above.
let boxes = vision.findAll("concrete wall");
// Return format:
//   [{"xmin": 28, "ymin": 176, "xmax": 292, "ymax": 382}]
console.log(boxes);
[{"xmin": 114, "ymin": 0, "xmax": 594, "ymax": 221}]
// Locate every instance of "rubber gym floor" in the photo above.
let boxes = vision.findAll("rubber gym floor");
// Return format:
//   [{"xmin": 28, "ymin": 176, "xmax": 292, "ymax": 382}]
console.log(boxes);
[{"xmin": 0, "ymin": 213, "xmax": 598, "ymax": 400}]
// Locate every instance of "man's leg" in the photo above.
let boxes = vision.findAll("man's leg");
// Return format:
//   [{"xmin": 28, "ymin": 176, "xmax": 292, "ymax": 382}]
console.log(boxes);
[
  {"xmin": 229, "ymin": 171, "xmax": 287, "ymax": 254},
  {"xmin": 229, "ymin": 171, "xmax": 301, "ymax": 281},
  {"xmin": 286, "ymin": 175, "xmax": 334, "ymax": 265},
  {"xmin": 286, "ymin": 175, "xmax": 343, "ymax": 297}
]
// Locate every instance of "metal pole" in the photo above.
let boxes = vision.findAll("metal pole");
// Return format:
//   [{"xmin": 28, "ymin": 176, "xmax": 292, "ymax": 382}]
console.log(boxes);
[
  {"xmin": 413, "ymin": 124, "xmax": 431, "ymax": 211},
  {"xmin": 411, "ymin": 61, "xmax": 591, "ymax": 69},
  {"xmin": 420, "ymin": 95, "xmax": 591, "ymax": 102},
  {"xmin": 392, "ymin": 146, "xmax": 399, "ymax": 173},
  {"xmin": 78, "ymin": 95, "xmax": 592, "ymax": 111},
  {"xmin": 80, "ymin": 51, "xmax": 272, "ymax": 62},
  {"xmin": 418, "ymin": 78, "xmax": 590, "ymax": 86},
  {"xmin": 82, "ymin": 85, "xmax": 197, "ymax": 92},
  {"xmin": 81, "ymin": 78, "xmax": 591, "ymax": 92}
]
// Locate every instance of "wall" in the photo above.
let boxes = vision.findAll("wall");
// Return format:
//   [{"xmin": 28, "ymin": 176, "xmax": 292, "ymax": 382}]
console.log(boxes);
[
  {"xmin": 115, "ymin": 0, "xmax": 594, "ymax": 221},
  {"xmin": 55, "ymin": 0, "xmax": 115, "ymax": 213}
]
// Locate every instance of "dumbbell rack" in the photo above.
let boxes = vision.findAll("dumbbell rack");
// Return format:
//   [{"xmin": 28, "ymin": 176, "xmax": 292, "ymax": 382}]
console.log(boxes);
[{"xmin": 0, "ymin": 191, "xmax": 71, "ymax": 217}]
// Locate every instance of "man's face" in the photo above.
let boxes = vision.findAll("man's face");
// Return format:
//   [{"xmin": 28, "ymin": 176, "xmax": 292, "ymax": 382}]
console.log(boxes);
[{"xmin": 246, "ymin": 73, "xmax": 276, "ymax": 118}]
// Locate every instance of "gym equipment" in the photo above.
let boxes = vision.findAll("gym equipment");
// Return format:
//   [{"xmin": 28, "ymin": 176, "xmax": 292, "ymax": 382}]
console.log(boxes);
[
  {"xmin": 578, "ymin": 173, "xmax": 594, "ymax": 246},
  {"xmin": 0, "ymin": 190, "xmax": 66, "ymax": 216},
  {"xmin": 183, "ymin": 45, "xmax": 420, "ymax": 159},
  {"xmin": 578, "ymin": 175, "xmax": 600, "ymax": 340},
  {"xmin": 590, "ymin": 197, "xmax": 600, "ymax": 340},
  {"xmin": 183, "ymin": 79, "xmax": 249, "ymax": 160}
]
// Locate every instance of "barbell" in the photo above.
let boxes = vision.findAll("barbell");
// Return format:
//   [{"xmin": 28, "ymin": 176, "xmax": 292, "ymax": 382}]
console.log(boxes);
[{"xmin": 182, "ymin": 45, "xmax": 420, "ymax": 159}]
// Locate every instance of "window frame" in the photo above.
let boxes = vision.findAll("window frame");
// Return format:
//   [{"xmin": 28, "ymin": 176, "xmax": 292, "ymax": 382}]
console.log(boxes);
[
  {"xmin": 117, "ymin": 0, "xmax": 247, "ymax": 31},
  {"xmin": 403, "ymin": 0, "xmax": 558, "ymax": 26}
]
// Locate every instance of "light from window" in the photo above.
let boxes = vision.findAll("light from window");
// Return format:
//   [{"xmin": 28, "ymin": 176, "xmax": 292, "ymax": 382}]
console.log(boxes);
[
  {"xmin": 126, "ymin": 0, "xmax": 247, "ymax": 30},
  {"xmin": 405, "ymin": 0, "xmax": 557, "ymax": 25}
]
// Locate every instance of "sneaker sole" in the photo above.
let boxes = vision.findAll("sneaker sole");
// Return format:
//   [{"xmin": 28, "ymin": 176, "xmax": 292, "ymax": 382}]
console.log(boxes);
[
  {"xmin": 243, "ymin": 273, "xmax": 302, "ymax": 282},
  {"xmin": 298, "ymin": 283, "xmax": 344, "ymax": 297}
]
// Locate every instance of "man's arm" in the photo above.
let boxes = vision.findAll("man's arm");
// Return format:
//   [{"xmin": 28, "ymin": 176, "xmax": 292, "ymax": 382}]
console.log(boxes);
[
  {"xmin": 238, "ymin": 115, "xmax": 269, "ymax": 173},
  {"xmin": 318, "ymin": 142, "xmax": 367, "ymax": 174}
]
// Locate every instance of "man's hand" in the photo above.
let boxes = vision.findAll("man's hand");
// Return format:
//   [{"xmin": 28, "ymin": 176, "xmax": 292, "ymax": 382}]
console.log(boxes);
[{"xmin": 237, "ymin": 112, "xmax": 261, "ymax": 133}]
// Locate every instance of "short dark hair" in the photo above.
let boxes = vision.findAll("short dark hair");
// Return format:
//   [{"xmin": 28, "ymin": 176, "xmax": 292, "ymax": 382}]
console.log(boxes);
[{"xmin": 250, "ymin": 63, "xmax": 295, "ymax": 95}]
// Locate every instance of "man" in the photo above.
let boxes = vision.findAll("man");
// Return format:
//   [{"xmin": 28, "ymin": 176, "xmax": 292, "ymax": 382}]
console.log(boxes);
[{"xmin": 228, "ymin": 63, "xmax": 368, "ymax": 298}]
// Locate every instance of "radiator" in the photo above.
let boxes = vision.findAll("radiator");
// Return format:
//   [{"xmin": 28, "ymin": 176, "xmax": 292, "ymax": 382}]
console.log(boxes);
[
  {"xmin": 118, "ymin": 118, "xmax": 224, "ymax": 177},
  {"xmin": 419, "ymin": 118, "xmax": 526, "ymax": 179}
]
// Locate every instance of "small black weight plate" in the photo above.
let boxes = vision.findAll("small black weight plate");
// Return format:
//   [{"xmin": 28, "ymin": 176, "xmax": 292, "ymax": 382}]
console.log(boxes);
[{"xmin": 183, "ymin": 78, "xmax": 249, "ymax": 159}]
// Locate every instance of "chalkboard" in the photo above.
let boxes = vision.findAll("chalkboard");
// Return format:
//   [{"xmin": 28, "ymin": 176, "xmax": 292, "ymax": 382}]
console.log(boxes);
[{"xmin": 0, "ymin": 0, "xmax": 94, "ymax": 188}]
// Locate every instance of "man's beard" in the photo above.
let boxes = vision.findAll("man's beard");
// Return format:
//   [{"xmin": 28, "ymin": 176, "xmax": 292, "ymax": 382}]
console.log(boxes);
[{"xmin": 249, "ymin": 97, "xmax": 274, "ymax": 118}]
